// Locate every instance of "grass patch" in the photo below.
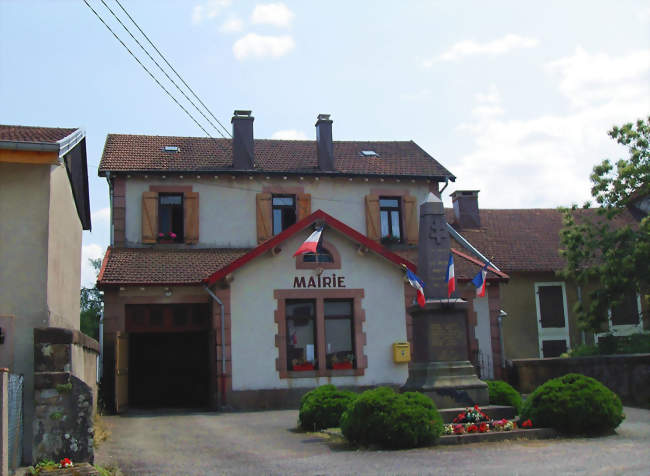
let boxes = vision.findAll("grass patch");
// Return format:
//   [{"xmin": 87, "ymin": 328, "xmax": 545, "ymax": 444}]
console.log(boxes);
[{"xmin": 94, "ymin": 413, "xmax": 111, "ymax": 448}]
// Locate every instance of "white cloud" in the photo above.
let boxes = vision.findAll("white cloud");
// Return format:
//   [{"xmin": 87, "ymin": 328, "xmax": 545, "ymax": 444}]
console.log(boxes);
[
  {"xmin": 91, "ymin": 207, "xmax": 110, "ymax": 224},
  {"xmin": 451, "ymin": 50, "xmax": 650, "ymax": 209},
  {"xmin": 81, "ymin": 244, "xmax": 105, "ymax": 288},
  {"xmin": 233, "ymin": 33, "xmax": 295, "ymax": 60},
  {"xmin": 400, "ymin": 88, "xmax": 433, "ymax": 101},
  {"xmin": 545, "ymin": 47, "xmax": 650, "ymax": 107},
  {"xmin": 192, "ymin": 0, "xmax": 231, "ymax": 25},
  {"xmin": 220, "ymin": 16, "xmax": 244, "ymax": 33},
  {"xmin": 421, "ymin": 34, "xmax": 539, "ymax": 66},
  {"xmin": 251, "ymin": 3, "xmax": 294, "ymax": 28},
  {"xmin": 271, "ymin": 129, "xmax": 308, "ymax": 140}
]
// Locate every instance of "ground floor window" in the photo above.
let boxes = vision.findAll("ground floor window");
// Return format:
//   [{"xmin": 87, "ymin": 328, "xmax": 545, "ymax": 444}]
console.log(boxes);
[{"xmin": 274, "ymin": 289, "xmax": 366, "ymax": 378}]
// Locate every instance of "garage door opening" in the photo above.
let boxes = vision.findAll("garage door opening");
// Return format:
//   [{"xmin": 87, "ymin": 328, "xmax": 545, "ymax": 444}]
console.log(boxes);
[{"xmin": 124, "ymin": 303, "xmax": 212, "ymax": 409}]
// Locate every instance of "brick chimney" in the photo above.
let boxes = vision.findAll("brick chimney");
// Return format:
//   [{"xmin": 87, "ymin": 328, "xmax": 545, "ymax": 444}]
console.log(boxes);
[
  {"xmin": 451, "ymin": 190, "xmax": 481, "ymax": 228},
  {"xmin": 232, "ymin": 110, "xmax": 254, "ymax": 169},
  {"xmin": 315, "ymin": 114, "xmax": 335, "ymax": 171}
]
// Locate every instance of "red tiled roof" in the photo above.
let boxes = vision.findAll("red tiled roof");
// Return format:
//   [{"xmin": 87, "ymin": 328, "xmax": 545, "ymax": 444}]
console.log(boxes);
[
  {"xmin": 0, "ymin": 124, "xmax": 77, "ymax": 143},
  {"xmin": 97, "ymin": 247, "xmax": 250, "ymax": 286},
  {"xmin": 98, "ymin": 134, "xmax": 454, "ymax": 179},
  {"xmin": 446, "ymin": 208, "xmax": 639, "ymax": 273}
]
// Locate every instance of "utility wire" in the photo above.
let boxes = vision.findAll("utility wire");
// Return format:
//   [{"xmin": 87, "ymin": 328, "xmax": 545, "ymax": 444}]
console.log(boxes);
[
  {"xmin": 82, "ymin": 0, "xmax": 214, "ymax": 138},
  {"xmin": 100, "ymin": 0, "xmax": 229, "ymax": 139},
  {"xmin": 113, "ymin": 0, "xmax": 232, "ymax": 139}
]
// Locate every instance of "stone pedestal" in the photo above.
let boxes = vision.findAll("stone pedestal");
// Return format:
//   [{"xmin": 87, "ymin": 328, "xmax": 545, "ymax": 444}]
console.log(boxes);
[{"xmin": 402, "ymin": 300, "xmax": 488, "ymax": 409}]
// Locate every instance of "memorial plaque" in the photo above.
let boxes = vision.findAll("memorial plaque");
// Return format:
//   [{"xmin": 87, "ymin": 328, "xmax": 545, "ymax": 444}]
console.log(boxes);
[{"xmin": 412, "ymin": 310, "xmax": 468, "ymax": 362}]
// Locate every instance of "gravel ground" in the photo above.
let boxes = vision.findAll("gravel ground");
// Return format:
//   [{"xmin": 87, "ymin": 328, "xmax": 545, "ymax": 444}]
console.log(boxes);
[{"xmin": 94, "ymin": 406, "xmax": 650, "ymax": 475}]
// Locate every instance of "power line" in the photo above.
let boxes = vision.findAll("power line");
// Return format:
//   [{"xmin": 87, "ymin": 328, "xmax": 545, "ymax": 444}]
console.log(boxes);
[
  {"xmin": 82, "ymin": 0, "xmax": 214, "ymax": 138},
  {"xmin": 99, "ymin": 0, "xmax": 229, "ymax": 139},
  {"xmin": 113, "ymin": 0, "xmax": 232, "ymax": 139}
]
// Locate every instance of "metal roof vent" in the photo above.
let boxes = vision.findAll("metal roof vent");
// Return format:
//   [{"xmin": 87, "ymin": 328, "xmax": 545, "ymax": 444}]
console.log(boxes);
[
  {"xmin": 360, "ymin": 150, "xmax": 379, "ymax": 157},
  {"xmin": 163, "ymin": 146, "xmax": 179, "ymax": 152}
]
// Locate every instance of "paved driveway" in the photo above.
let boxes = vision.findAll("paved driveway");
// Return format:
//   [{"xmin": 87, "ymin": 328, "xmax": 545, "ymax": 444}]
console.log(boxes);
[{"xmin": 95, "ymin": 407, "xmax": 650, "ymax": 475}]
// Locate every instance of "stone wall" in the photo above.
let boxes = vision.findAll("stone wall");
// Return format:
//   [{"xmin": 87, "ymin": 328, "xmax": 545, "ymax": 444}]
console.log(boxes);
[
  {"xmin": 32, "ymin": 328, "xmax": 99, "ymax": 464},
  {"xmin": 507, "ymin": 354, "xmax": 650, "ymax": 407}
]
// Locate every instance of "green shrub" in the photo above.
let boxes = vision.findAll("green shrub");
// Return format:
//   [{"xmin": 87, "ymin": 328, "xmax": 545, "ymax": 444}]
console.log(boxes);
[
  {"xmin": 298, "ymin": 384, "xmax": 357, "ymax": 431},
  {"xmin": 485, "ymin": 380, "xmax": 523, "ymax": 414},
  {"xmin": 521, "ymin": 373, "xmax": 624, "ymax": 435},
  {"xmin": 339, "ymin": 387, "xmax": 443, "ymax": 449},
  {"xmin": 568, "ymin": 344, "xmax": 600, "ymax": 357},
  {"xmin": 569, "ymin": 333, "xmax": 650, "ymax": 357}
]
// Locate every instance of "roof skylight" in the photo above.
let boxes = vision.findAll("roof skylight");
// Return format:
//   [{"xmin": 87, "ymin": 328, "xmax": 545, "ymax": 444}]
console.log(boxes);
[
  {"xmin": 360, "ymin": 150, "xmax": 379, "ymax": 157},
  {"xmin": 163, "ymin": 146, "xmax": 179, "ymax": 152}
]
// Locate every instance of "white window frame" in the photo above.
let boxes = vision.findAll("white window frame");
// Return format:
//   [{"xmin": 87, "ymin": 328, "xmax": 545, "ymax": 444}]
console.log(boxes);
[
  {"xmin": 534, "ymin": 281, "xmax": 570, "ymax": 358},
  {"xmin": 596, "ymin": 292, "xmax": 643, "ymax": 342}
]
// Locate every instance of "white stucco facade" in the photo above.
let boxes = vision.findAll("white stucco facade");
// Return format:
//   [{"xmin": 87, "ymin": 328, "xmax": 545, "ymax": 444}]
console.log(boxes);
[
  {"xmin": 229, "ymin": 230, "xmax": 410, "ymax": 390},
  {"xmin": 124, "ymin": 176, "xmax": 431, "ymax": 247}
]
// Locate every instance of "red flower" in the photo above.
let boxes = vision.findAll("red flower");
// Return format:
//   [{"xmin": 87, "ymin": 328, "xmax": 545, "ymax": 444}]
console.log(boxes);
[
  {"xmin": 453, "ymin": 424, "xmax": 465, "ymax": 434},
  {"xmin": 479, "ymin": 422, "xmax": 489, "ymax": 433},
  {"xmin": 60, "ymin": 458, "xmax": 73, "ymax": 468},
  {"xmin": 522, "ymin": 419, "xmax": 533, "ymax": 428},
  {"xmin": 467, "ymin": 424, "xmax": 479, "ymax": 433}
]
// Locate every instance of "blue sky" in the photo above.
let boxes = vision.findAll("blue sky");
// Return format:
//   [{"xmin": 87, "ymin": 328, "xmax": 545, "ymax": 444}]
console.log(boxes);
[{"xmin": 1, "ymin": 0, "xmax": 649, "ymax": 285}]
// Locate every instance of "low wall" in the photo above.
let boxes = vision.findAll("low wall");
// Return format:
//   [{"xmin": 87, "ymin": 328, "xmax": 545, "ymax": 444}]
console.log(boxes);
[
  {"xmin": 32, "ymin": 328, "xmax": 99, "ymax": 464},
  {"xmin": 507, "ymin": 354, "xmax": 650, "ymax": 407}
]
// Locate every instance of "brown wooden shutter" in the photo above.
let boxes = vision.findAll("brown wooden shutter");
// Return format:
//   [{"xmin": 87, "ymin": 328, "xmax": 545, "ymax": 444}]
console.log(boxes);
[
  {"xmin": 403, "ymin": 194, "xmax": 418, "ymax": 245},
  {"xmin": 184, "ymin": 192, "xmax": 199, "ymax": 244},
  {"xmin": 365, "ymin": 194, "xmax": 380, "ymax": 241},
  {"xmin": 142, "ymin": 191, "xmax": 158, "ymax": 243},
  {"xmin": 297, "ymin": 193, "xmax": 312, "ymax": 222},
  {"xmin": 256, "ymin": 192, "xmax": 272, "ymax": 243}
]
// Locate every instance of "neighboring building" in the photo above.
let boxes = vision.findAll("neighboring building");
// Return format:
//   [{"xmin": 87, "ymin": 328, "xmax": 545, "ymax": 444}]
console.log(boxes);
[
  {"xmin": 97, "ymin": 111, "xmax": 508, "ymax": 412},
  {"xmin": 446, "ymin": 191, "xmax": 647, "ymax": 360},
  {"xmin": 0, "ymin": 125, "xmax": 93, "ymax": 462}
]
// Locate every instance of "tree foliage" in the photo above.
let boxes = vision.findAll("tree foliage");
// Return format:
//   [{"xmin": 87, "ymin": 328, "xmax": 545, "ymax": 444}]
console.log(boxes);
[
  {"xmin": 560, "ymin": 116, "xmax": 649, "ymax": 332},
  {"xmin": 80, "ymin": 258, "xmax": 103, "ymax": 340}
]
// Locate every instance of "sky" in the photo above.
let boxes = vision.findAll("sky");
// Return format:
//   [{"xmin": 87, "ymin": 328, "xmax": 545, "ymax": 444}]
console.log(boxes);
[{"xmin": 1, "ymin": 0, "xmax": 649, "ymax": 286}]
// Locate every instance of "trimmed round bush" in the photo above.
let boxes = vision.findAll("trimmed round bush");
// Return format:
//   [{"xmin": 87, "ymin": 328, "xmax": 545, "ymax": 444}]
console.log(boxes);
[
  {"xmin": 486, "ymin": 380, "xmax": 523, "ymax": 414},
  {"xmin": 339, "ymin": 387, "xmax": 443, "ymax": 449},
  {"xmin": 298, "ymin": 384, "xmax": 357, "ymax": 431},
  {"xmin": 520, "ymin": 373, "xmax": 624, "ymax": 435}
]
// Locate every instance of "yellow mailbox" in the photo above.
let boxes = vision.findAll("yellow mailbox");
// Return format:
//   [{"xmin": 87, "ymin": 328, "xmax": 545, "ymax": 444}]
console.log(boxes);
[{"xmin": 393, "ymin": 342, "xmax": 411, "ymax": 363}]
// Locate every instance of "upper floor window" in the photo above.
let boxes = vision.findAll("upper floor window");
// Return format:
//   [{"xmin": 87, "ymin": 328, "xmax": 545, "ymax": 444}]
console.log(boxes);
[
  {"xmin": 158, "ymin": 193, "xmax": 184, "ymax": 242},
  {"xmin": 379, "ymin": 197, "xmax": 402, "ymax": 244},
  {"xmin": 272, "ymin": 195, "xmax": 297, "ymax": 235},
  {"xmin": 141, "ymin": 188, "xmax": 199, "ymax": 245}
]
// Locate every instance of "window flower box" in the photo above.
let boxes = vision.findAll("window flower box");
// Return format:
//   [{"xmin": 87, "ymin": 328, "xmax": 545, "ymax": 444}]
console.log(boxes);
[
  {"xmin": 332, "ymin": 361, "xmax": 353, "ymax": 370},
  {"xmin": 292, "ymin": 363, "xmax": 315, "ymax": 371}
]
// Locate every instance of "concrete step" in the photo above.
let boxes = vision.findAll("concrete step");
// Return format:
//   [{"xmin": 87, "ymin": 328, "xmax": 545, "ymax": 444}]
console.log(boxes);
[
  {"xmin": 439, "ymin": 427, "xmax": 558, "ymax": 445},
  {"xmin": 439, "ymin": 405, "xmax": 516, "ymax": 423}
]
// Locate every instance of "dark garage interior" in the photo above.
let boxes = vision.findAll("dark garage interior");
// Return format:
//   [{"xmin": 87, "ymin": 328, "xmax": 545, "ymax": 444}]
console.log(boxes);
[{"xmin": 129, "ymin": 331, "xmax": 210, "ymax": 408}]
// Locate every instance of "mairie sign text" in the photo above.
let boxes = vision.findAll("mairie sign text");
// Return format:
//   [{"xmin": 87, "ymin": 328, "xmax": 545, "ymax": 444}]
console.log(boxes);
[{"xmin": 293, "ymin": 274, "xmax": 346, "ymax": 289}]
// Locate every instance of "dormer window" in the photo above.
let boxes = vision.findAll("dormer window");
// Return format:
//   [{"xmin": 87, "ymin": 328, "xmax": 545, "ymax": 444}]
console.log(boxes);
[{"xmin": 360, "ymin": 150, "xmax": 379, "ymax": 157}]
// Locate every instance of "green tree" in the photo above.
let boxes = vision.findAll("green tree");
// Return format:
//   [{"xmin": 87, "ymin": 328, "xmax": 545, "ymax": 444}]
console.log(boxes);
[
  {"xmin": 80, "ymin": 258, "xmax": 103, "ymax": 340},
  {"xmin": 560, "ymin": 116, "xmax": 649, "ymax": 332}
]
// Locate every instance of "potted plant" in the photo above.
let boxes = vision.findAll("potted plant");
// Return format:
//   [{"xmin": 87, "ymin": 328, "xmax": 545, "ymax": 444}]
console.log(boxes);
[
  {"xmin": 158, "ymin": 231, "xmax": 177, "ymax": 243},
  {"xmin": 291, "ymin": 357, "xmax": 314, "ymax": 371},
  {"xmin": 331, "ymin": 353, "xmax": 354, "ymax": 370}
]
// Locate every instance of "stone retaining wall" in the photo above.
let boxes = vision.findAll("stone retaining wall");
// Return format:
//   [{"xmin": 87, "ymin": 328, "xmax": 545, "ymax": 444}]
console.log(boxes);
[
  {"xmin": 32, "ymin": 328, "xmax": 99, "ymax": 464},
  {"xmin": 507, "ymin": 353, "xmax": 650, "ymax": 407}
]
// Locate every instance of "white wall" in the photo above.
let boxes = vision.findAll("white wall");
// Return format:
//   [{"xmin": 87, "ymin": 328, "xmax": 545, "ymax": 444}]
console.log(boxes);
[
  {"xmin": 229, "ymin": 230, "xmax": 410, "ymax": 390},
  {"xmin": 124, "ymin": 176, "xmax": 431, "ymax": 246}
]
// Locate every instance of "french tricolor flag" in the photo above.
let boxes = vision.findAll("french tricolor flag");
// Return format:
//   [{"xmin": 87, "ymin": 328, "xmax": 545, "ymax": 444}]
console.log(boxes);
[
  {"xmin": 472, "ymin": 264, "xmax": 489, "ymax": 298},
  {"xmin": 293, "ymin": 226, "xmax": 324, "ymax": 257},
  {"xmin": 406, "ymin": 269, "xmax": 426, "ymax": 308},
  {"xmin": 446, "ymin": 254, "xmax": 456, "ymax": 297}
]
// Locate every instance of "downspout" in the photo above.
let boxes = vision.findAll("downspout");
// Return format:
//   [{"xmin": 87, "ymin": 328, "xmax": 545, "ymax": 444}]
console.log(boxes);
[
  {"xmin": 439, "ymin": 177, "xmax": 449, "ymax": 195},
  {"xmin": 498, "ymin": 310, "xmax": 507, "ymax": 370},
  {"xmin": 98, "ymin": 310, "xmax": 104, "ymax": 383},
  {"xmin": 203, "ymin": 285, "xmax": 226, "ymax": 409}
]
